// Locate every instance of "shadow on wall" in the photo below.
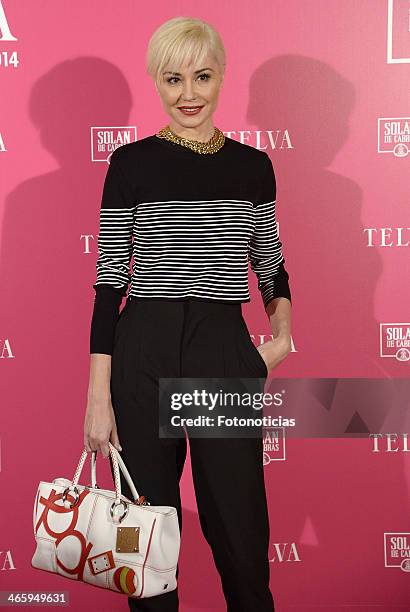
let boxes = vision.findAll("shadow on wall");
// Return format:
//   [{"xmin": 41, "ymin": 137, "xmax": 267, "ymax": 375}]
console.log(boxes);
[{"xmin": 246, "ymin": 54, "xmax": 385, "ymax": 378}]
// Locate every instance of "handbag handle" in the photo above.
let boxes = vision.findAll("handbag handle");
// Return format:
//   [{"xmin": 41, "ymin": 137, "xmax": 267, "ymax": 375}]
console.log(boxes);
[{"xmin": 62, "ymin": 443, "xmax": 142, "ymax": 523}]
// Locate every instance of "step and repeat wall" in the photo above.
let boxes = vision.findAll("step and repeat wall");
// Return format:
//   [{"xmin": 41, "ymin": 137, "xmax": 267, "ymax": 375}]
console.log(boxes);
[{"xmin": 1, "ymin": 1, "xmax": 409, "ymax": 610}]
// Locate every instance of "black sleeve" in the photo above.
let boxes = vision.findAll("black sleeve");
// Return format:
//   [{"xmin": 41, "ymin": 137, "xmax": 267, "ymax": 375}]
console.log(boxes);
[
  {"xmin": 90, "ymin": 147, "xmax": 137, "ymax": 355},
  {"xmin": 248, "ymin": 153, "xmax": 292, "ymax": 309}
]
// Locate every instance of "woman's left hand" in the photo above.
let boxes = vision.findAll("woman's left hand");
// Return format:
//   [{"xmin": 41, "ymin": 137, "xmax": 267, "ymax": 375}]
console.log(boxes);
[{"xmin": 257, "ymin": 333, "xmax": 292, "ymax": 374}]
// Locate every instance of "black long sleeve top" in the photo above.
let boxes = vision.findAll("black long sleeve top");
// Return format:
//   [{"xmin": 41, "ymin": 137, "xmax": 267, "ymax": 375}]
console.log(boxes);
[{"xmin": 90, "ymin": 133, "xmax": 292, "ymax": 355}]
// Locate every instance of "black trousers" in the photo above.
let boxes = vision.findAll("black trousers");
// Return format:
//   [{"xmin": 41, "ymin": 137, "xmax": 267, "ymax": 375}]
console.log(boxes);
[{"xmin": 109, "ymin": 297, "xmax": 274, "ymax": 612}]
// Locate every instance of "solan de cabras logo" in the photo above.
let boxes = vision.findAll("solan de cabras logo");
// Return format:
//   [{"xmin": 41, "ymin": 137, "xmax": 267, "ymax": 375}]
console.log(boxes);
[
  {"xmin": 263, "ymin": 427, "xmax": 286, "ymax": 465},
  {"xmin": 377, "ymin": 118, "xmax": 410, "ymax": 158},
  {"xmin": 379, "ymin": 323, "xmax": 410, "ymax": 362},
  {"xmin": 90, "ymin": 126, "xmax": 137, "ymax": 163},
  {"xmin": 384, "ymin": 533, "xmax": 410, "ymax": 572}
]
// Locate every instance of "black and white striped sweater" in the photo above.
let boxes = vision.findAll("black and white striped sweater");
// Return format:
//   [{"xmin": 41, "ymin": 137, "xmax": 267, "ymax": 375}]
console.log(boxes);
[{"xmin": 90, "ymin": 133, "xmax": 292, "ymax": 355}]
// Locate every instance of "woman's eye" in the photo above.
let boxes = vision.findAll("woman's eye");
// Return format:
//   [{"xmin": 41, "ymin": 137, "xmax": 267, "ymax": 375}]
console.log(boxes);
[{"xmin": 166, "ymin": 74, "xmax": 210, "ymax": 85}]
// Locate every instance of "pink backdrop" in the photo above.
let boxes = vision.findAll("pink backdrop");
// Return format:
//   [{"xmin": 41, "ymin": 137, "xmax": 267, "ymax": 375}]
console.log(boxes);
[{"xmin": 1, "ymin": 1, "xmax": 409, "ymax": 610}]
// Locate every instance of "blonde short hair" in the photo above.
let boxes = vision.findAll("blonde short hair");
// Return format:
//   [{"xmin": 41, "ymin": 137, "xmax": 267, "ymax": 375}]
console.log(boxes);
[{"xmin": 146, "ymin": 16, "xmax": 226, "ymax": 86}]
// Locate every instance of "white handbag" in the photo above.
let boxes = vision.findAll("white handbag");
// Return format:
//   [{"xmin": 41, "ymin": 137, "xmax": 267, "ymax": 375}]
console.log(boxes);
[{"xmin": 31, "ymin": 442, "xmax": 180, "ymax": 600}]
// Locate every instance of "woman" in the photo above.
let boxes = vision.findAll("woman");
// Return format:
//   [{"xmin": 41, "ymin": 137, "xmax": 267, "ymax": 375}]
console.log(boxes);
[{"xmin": 84, "ymin": 16, "xmax": 292, "ymax": 612}]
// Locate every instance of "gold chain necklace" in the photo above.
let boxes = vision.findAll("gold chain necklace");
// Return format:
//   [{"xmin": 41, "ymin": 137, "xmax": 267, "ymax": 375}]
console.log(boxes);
[{"xmin": 156, "ymin": 125, "xmax": 225, "ymax": 155}]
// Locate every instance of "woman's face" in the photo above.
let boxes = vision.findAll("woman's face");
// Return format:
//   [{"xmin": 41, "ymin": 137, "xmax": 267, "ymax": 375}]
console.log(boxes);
[{"xmin": 156, "ymin": 53, "xmax": 224, "ymax": 134}]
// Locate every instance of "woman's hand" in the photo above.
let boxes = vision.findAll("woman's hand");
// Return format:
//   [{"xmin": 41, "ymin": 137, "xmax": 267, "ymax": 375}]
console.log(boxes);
[
  {"xmin": 85, "ymin": 354, "xmax": 122, "ymax": 458},
  {"xmin": 257, "ymin": 332, "xmax": 292, "ymax": 374},
  {"xmin": 84, "ymin": 393, "xmax": 122, "ymax": 458}
]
